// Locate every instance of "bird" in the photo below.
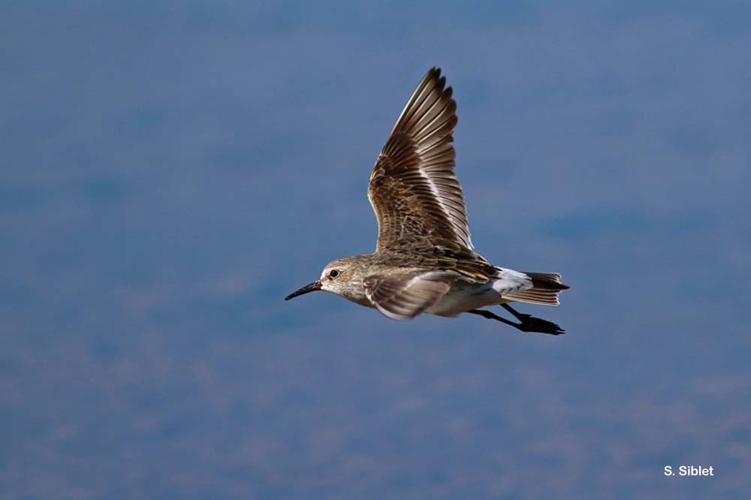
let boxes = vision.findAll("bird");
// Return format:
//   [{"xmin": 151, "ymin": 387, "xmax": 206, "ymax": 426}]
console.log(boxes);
[{"xmin": 285, "ymin": 67, "xmax": 569, "ymax": 335}]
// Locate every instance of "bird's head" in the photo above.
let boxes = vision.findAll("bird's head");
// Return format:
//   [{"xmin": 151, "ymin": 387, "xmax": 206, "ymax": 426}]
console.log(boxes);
[{"xmin": 285, "ymin": 256, "xmax": 370, "ymax": 304}]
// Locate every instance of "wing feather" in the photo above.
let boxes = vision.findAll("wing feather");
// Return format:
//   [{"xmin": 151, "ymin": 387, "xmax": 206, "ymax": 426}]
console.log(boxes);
[
  {"xmin": 364, "ymin": 271, "xmax": 451, "ymax": 320},
  {"xmin": 368, "ymin": 67, "xmax": 473, "ymax": 252}
]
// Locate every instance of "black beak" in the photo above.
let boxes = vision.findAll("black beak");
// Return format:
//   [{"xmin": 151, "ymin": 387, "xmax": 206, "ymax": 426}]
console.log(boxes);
[{"xmin": 284, "ymin": 280, "xmax": 322, "ymax": 301}]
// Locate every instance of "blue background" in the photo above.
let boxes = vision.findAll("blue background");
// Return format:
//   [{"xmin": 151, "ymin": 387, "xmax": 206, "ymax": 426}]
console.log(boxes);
[{"xmin": 2, "ymin": 1, "xmax": 750, "ymax": 498}]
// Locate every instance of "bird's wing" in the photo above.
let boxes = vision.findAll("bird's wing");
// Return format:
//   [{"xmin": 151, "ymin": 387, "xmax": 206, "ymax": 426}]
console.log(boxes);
[
  {"xmin": 364, "ymin": 270, "xmax": 452, "ymax": 320},
  {"xmin": 368, "ymin": 67, "xmax": 473, "ymax": 252}
]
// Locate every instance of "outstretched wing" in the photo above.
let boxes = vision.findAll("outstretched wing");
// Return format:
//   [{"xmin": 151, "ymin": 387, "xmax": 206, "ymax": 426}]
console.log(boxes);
[
  {"xmin": 368, "ymin": 67, "xmax": 473, "ymax": 252},
  {"xmin": 364, "ymin": 271, "xmax": 452, "ymax": 320}
]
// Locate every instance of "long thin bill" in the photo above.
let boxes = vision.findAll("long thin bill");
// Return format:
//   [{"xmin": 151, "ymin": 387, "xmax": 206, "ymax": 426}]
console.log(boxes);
[{"xmin": 284, "ymin": 280, "xmax": 322, "ymax": 300}]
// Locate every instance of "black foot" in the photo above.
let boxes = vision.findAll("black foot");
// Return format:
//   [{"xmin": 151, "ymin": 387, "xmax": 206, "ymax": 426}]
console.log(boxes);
[
  {"xmin": 468, "ymin": 308, "xmax": 565, "ymax": 336},
  {"xmin": 514, "ymin": 314, "xmax": 565, "ymax": 335},
  {"xmin": 501, "ymin": 303, "xmax": 565, "ymax": 335}
]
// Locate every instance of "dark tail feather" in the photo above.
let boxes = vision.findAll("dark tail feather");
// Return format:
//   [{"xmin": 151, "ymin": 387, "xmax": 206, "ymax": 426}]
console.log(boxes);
[
  {"xmin": 526, "ymin": 272, "xmax": 569, "ymax": 290},
  {"xmin": 503, "ymin": 272, "xmax": 569, "ymax": 306}
]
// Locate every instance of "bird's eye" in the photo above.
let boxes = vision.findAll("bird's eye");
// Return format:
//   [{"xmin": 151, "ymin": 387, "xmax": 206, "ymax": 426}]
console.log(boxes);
[{"xmin": 329, "ymin": 269, "xmax": 339, "ymax": 278}]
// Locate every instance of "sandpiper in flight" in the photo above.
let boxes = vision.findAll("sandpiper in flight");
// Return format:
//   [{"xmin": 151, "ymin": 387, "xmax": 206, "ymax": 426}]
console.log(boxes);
[{"xmin": 286, "ymin": 67, "xmax": 569, "ymax": 334}]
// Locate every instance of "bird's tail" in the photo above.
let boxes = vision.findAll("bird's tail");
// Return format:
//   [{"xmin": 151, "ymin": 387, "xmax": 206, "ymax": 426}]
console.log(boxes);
[{"xmin": 503, "ymin": 272, "xmax": 569, "ymax": 306}]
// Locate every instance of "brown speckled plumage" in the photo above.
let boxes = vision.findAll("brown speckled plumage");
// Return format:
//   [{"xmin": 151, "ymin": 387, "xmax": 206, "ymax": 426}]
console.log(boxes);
[{"xmin": 369, "ymin": 68, "xmax": 471, "ymax": 252}]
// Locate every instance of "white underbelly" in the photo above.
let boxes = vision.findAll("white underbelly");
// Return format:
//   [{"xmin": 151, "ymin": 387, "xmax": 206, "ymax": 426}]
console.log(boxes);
[{"xmin": 427, "ymin": 283, "xmax": 505, "ymax": 317}]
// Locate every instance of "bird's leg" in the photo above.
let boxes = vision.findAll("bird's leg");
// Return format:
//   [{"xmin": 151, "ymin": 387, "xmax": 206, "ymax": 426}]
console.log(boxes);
[
  {"xmin": 466, "ymin": 308, "xmax": 564, "ymax": 336},
  {"xmin": 467, "ymin": 309, "xmax": 523, "ymax": 329},
  {"xmin": 499, "ymin": 304, "xmax": 565, "ymax": 335},
  {"xmin": 500, "ymin": 303, "xmax": 532, "ymax": 322}
]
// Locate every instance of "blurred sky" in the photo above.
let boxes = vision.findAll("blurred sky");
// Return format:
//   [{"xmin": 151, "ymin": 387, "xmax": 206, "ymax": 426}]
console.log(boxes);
[{"xmin": 2, "ymin": 1, "xmax": 750, "ymax": 499}]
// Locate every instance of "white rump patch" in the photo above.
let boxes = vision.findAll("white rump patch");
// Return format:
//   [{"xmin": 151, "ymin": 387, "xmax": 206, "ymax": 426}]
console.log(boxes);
[{"xmin": 492, "ymin": 268, "xmax": 532, "ymax": 294}]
